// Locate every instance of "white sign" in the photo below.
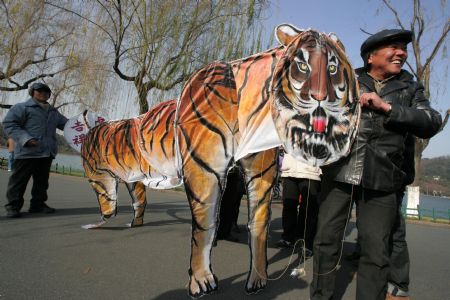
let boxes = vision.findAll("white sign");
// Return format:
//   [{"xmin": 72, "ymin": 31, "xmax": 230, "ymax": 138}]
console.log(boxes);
[{"xmin": 64, "ymin": 110, "xmax": 106, "ymax": 152}]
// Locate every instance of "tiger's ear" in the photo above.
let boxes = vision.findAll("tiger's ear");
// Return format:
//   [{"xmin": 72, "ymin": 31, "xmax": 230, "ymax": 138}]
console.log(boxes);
[
  {"xmin": 328, "ymin": 32, "xmax": 346, "ymax": 52},
  {"xmin": 276, "ymin": 24, "xmax": 304, "ymax": 46}
]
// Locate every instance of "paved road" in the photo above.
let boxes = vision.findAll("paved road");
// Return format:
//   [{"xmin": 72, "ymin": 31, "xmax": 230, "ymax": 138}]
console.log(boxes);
[{"xmin": 1, "ymin": 170, "xmax": 449, "ymax": 299}]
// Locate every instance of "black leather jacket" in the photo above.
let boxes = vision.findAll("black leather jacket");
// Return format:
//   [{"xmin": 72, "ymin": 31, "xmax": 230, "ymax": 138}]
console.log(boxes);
[{"xmin": 322, "ymin": 68, "xmax": 442, "ymax": 192}]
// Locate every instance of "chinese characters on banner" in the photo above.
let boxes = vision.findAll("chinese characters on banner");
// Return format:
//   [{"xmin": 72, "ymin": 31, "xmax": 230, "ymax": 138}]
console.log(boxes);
[{"xmin": 63, "ymin": 111, "xmax": 106, "ymax": 152}]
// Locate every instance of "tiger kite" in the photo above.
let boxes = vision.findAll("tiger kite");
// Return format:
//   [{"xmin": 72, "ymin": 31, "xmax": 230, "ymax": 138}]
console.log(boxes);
[{"xmin": 75, "ymin": 24, "xmax": 360, "ymax": 298}]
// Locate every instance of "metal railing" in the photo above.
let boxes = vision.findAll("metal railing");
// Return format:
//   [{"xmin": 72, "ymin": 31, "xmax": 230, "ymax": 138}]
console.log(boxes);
[
  {"xmin": 0, "ymin": 157, "xmax": 86, "ymax": 177},
  {"xmin": 402, "ymin": 205, "xmax": 450, "ymax": 224},
  {"xmin": 2, "ymin": 156, "xmax": 449, "ymax": 223},
  {"xmin": 50, "ymin": 163, "xmax": 86, "ymax": 177}
]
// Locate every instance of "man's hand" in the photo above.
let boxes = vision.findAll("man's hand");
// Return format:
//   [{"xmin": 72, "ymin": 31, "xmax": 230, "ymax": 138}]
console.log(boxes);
[
  {"xmin": 24, "ymin": 138, "xmax": 38, "ymax": 147},
  {"xmin": 359, "ymin": 92, "xmax": 392, "ymax": 114}
]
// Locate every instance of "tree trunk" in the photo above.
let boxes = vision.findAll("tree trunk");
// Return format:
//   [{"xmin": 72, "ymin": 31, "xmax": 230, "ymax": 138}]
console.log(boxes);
[
  {"xmin": 137, "ymin": 85, "xmax": 149, "ymax": 114},
  {"xmin": 134, "ymin": 72, "xmax": 149, "ymax": 114},
  {"xmin": 412, "ymin": 138, "xmax": 427, "ymax": 186}
]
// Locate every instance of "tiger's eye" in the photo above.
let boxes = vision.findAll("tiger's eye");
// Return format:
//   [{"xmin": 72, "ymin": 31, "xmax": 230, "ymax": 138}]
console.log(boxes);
[
  {"xmin": 299, "ymin": 62, "xmax": 309, "ymax": 72},
  {"xmin": 328, "ymin": 65, "xmax": 337, "ymax": 74}
]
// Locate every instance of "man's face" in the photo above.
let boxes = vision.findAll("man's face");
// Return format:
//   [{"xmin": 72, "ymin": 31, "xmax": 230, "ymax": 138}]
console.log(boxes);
[
  {"xmin": 368, "ymin": 41, "xmax": 408, "ymax": 78},
  {"xmin": 33, "ymin": 89, "xmax": 51, "ymax": 102}
]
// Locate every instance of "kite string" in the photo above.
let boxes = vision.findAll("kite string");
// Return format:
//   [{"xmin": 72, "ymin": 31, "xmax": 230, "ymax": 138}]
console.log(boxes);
[
  {"xmin": 255, "ymin": 128, "xmax": 360, "ymax": 280},
  {"xmin": 312, "ymin": 118, "xmax": 360, "ymax": 276}
]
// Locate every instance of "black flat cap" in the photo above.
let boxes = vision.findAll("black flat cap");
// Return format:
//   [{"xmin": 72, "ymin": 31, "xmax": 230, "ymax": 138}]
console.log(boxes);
[
  {"xmin": 28, "ymin": 82, "xmax": 51, "ymax": 96},
  {"xmin": 360, "ymin": 29, "xmax": 413, "ymax": 58}
]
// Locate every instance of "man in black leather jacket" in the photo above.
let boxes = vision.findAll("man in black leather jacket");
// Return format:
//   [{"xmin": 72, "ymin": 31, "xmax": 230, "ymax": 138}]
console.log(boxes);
[{"xmin": 310, "ymin": 29, "xmax": 442, "ymax": 300}]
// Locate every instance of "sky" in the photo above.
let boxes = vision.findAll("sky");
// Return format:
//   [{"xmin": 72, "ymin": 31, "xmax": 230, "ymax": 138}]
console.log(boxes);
[
  {"xmin": 260, "ymin": 0, "xmax": 449, "ymax": 158},
  {"xmin": 1, "ymin": 1, "xmax": 448, "ymax": 158}
]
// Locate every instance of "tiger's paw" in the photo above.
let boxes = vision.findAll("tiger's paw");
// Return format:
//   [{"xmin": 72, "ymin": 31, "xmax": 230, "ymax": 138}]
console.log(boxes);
[
  {"xmin": 130, "ymin": 217, "xmax": 144, "ymax": 227},
  {"xmin": 245, "ymin": 271, "xmax": 267, "ymax": 294},
  {"xmin": 81, "ymin": 220, "xmax": 107, "ymax": 229},
  {"xmin": 188, "ymin": 270, "xmax": 218, "ymax": 298}
]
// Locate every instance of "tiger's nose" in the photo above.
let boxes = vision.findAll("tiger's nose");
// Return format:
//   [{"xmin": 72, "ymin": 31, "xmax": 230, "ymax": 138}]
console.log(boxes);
[{"xmin": 311, "ymin": 91, "xmax": 327, "ymax": 101}]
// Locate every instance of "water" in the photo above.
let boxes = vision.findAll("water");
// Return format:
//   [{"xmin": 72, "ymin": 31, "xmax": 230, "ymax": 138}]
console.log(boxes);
[
  {"xmin": 402, "ymin": 194, "xmax": 450, "ymax": 219},
  {"xmin": 0, "ymin": 147, "xmax": 82, "ymax": 170}
]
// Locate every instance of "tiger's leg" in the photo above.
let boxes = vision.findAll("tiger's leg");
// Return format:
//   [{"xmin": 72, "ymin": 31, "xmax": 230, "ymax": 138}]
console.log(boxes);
[
  {"xmin": 240, "ymin": 148, "xmax": 278, "ymax": 294},
  {"xmin": 83, "ymin": 174, "xmax": 119, "ymax": 229},
  {"xmin": 125, "ymin": 181, "xmax": 147, "ymax": 227},
  {"xmin": 185, "ymin": 167, "xmax": 226, "ymax": 297}
]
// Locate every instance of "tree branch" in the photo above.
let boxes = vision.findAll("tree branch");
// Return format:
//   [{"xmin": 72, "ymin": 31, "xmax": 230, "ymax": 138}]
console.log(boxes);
[
  {"xmin": 439, "ymin": 108, "xmax": 450, "ymax": 133},
  {"xmin": 45, "ymin": 1, "xmax": 116, "ymax": 44},
  {"xmin": 0, "ymin": 68, "xmax": 71, "ymax": 91},
  {"xmin": 423, "ymin": 21, "xmax": 450, "ymax": 74},
  {"xmin": 0, "ymin": 104, "xmax": 13, "ymax": 109},
  {"xmin": 150, "ymin": 74, "xmax": 188, "ymax": 91},
  {"xmin": 55, "ymin": 101, "xmax": 81, "ymax": 109},
  {"xmin": 382, "ymin": 0, "xmax": 406, "ymax": 29}
]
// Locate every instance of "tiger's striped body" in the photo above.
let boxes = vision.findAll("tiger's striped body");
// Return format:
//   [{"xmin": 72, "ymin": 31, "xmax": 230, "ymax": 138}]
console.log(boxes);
[
  {"xmin": 177, "ymin": 25, "xmax": 358, "ymax": 297},
  {"xmin": 81, "ymin": 100, "xmax": 179, "ymax": 227},
  {"xmin": 81, "ymin": 24, "xmax": 359, "ymax": 297},
  {"xmin": 176, "ymin": 56, "xmax": 282, "ymax": 297}
]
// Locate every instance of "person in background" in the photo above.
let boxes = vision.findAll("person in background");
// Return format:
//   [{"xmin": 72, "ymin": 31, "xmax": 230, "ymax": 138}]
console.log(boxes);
[
  {"xmin": 275, "ymin": 150, "xmax": 321, "ymax": 256},
  {"xmin": 7, "ymin": 137, "xmax": 14, "ymax": 171},
  {"xmin": 310, "ymin": 29, "xmax": 442, "ymax": 300},
  {"xmin": 215, "ymin": 165, "xmax": 246, "ymax": 245},
  {"xmin": 3, "ymin": 82, "xmax": 68, "ymax": 218}
]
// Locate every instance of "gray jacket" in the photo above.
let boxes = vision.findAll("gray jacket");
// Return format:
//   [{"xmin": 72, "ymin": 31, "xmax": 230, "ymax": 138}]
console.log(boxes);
[{"xmin": 3, "ymin": 98, "xmax": 68, "ymax": 159}]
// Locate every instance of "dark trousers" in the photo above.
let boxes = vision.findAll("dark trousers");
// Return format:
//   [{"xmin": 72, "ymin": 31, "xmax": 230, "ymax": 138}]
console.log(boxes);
[
  {"xmin": 311, "ymin": 180, "xmax": 397, "ymax": 300},
  {"xmin": 281, "ymin": 177, "xmax": 320, "ymax": 250},
  {"xmin": 5, "ymin": 157, "xmax": 53, "ymax": 212},
  {"xmin": 388, "ymin": 191, "xmax": 410, "ymax": 293},
  {"xmin": 216, "ymin": 170, "xmax": 245, "ymax": 239}
]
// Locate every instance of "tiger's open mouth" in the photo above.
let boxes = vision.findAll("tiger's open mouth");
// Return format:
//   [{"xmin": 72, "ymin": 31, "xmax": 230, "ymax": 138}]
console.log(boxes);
[
  {"xmin": 286, "ymin": 104, "xmax": 350, "ymax": 165},
  {"xmin": 290, "ymin": 124, "xmax": 331, "ymax": 161},
  {"xmin": 311, "ymin": 106, "xmax": 328, "ymax": 134},
  {"xmin": 312, "ymin": 116, "xmax": 327, "ymax": 133}
]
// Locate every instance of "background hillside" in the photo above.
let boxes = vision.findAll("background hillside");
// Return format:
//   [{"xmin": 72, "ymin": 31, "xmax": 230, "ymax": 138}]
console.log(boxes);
[{"xmin": 420, "ymin": 156, "xmax": 450, "ymax": 196}]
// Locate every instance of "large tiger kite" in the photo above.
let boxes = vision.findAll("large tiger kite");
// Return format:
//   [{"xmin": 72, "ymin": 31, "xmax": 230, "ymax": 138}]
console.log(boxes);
[{"xmin": 78, "ymin": 24, "xmax": 360, "ymax": 298}]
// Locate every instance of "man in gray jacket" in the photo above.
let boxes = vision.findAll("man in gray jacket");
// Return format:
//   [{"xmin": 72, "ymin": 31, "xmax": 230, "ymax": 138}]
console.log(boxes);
[{"xmin": 3, "ymin": 82, "xmax": 68, "ymax": 218}]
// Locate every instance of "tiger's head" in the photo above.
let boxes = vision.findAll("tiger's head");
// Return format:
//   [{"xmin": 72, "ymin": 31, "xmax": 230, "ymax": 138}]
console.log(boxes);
[{"xmin": 270, "ymin": 24, "xmax": 360, "ymax": 166}]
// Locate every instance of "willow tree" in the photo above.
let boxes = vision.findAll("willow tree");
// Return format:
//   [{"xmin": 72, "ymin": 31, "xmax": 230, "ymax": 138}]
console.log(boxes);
[
  {"xmin": 47, "ymin": 0, "xmax": 267, "ymax": 114},
  {"xmin": 0, "ymin": 0, "xmax": 80, "ymax": 110},
  {"xmin": 378, "ymin": 0, "xmax": 450, "ymax": 186}
]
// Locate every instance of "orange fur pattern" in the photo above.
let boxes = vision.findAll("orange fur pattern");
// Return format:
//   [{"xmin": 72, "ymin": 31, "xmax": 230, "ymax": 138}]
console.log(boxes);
[
  {"xmin": 81, "ymin": 24, "xmax": 359, "ymax": 298},
  {"xmin": 82, "ymin": 100, "xmax": 178, "ymax": 227},
  {"xmin": 177, "ymin": 25, "xmax": 359, "ymax": 297}
]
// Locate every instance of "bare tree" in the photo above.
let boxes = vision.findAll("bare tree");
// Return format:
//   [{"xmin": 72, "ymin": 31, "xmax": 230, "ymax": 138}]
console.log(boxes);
[
  {"xmin": 0, "ymin": 0, "xmax": 76, "ymax": 94},
  {"xmin": 377, "ymin": 0, "xmax": 449, "ymax": 185},
  {"xmin": 47, "ymin": 0, "xmax": 267, "ymax": 114},
  {"xmin": 0, "ymin": 0, "xmax": 119, "ymax": 115}
]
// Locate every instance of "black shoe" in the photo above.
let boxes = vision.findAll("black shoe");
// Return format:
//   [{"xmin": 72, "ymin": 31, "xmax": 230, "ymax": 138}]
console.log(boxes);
[
  {"xmin": 28, "ymin": 204, "xmax": 56, "ymax": 214},
  {"xmin": 275, "ymin": 239, "xmax": 294, "ymax": 248},
  {"xmin": 6, "ymin": 210, "xmax": 21, "ymax": 218}
]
